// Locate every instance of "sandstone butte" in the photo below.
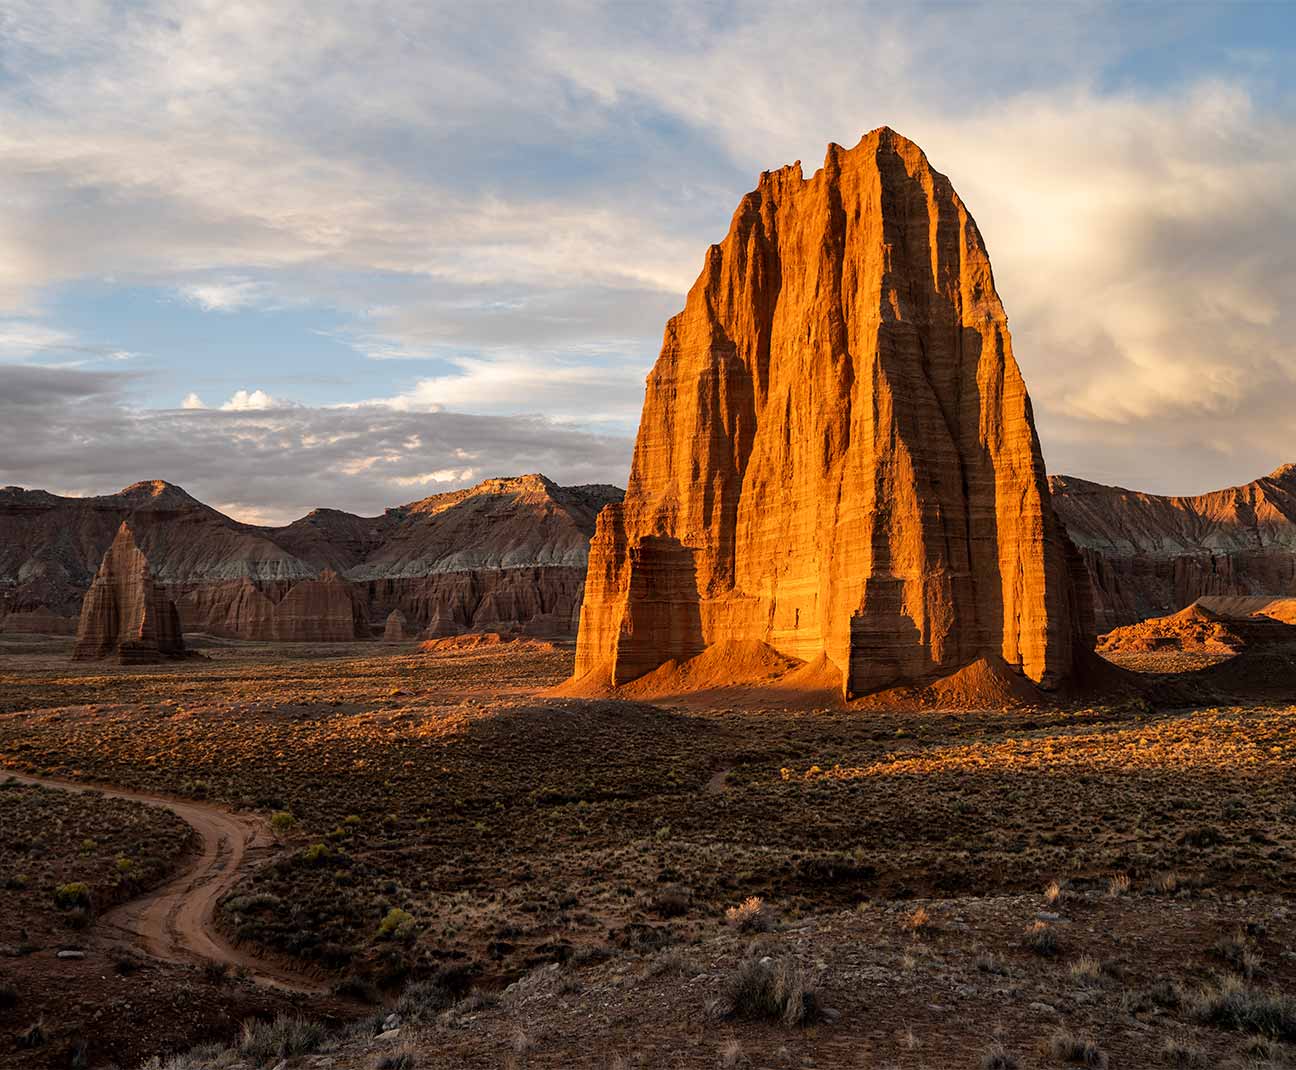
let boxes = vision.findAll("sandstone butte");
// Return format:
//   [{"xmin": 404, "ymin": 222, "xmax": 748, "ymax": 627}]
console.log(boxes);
[
  {"xmin": 572, "ymin": 127, "xmax": 1093, "ymax": 700},
  {"xmin": 73, "ymin": 522, "xmax": 186, "ymax": 663},
  {"xmin": 0, "ymin": 475, "xmax": 622, "ymax": 641}
]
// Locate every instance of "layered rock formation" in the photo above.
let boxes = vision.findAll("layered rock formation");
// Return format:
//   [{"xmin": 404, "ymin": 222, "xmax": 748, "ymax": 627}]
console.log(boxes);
[
  {"xmin": 2, "ymin": 475, "xmax": 622, "ymax": 640},
  {"xmin": 383, "ymin": 609, "xmax": 408, "ymax": 641},
  {"xmin": 73, "ymin": 523, "xmax": 186, "ymax": 663},
  {"xmin": 574, "ymin": 128, "xmax": 1090, "ymax": 698},
  {"xmin": 1051, "ymin": 465, "xmax": 1296, "ymax": 630}
]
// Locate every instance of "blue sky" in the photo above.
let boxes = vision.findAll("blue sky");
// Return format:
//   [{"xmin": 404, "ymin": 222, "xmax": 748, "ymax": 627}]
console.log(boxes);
[{"xmin": 1, "ymin": 1, "xmax": 1294, "ymax": 522}]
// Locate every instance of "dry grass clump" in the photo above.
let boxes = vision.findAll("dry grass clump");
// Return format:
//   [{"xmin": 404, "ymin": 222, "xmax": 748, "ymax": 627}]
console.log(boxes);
[
  {"xmin": 1068, "ymin": 955, "xmax": 1109, "ymax": 987},
  {"xmin": 712, "ymin": 950, "xmax": 819, "ymax": 1027},
  {"xmin": 903, "ymin": 905, "xmax": 933, "ymax": 934},
  {"xmin": 1047, "ymin": 1027, "xmax": 1109, "ymax": 1067},
  {"xmin": 374, "ymin": 1044, "xmax": 418, "ymax": 1070},
  {"xmin": 1187, "ymin": 975, "xmax": 1296, "ymax": 1041},
  {"xmin": 643, "ymin": 947, "xmax": 701, "ymax": 979},
  {"xmin": 1211, "ymin": 929, "xmax": 1263, "ymax": 980},
  {"xmin": 237, "ymin": 1014, "xmax": 327, "ymax": 1063},
  {"xmin": 1106, "ymin": 873, "xmax": 1131, "ymax": 897},
  {"xmin": 1023, "ymin": 920, "xmax": 1060, "ymax": 957},
  {"xmin": 1044, "ymin": 878, "xmax": 1068, "ymax": 906},
  {"xmin": 980, "ymin": 1040, "xmax": 1020, "ymax": 1070},
  {"xmin": 725, "ymin": 896, "xmax": 774, "ymax": 933},
  {"xmin": 1159, "ymin": 1038, "xmax": 1210, "ymax": 1067}
]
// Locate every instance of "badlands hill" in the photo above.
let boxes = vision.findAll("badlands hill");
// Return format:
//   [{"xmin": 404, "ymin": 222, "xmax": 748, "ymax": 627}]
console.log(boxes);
[
  {"xmin": 573, "ymin": 127, "xmax": 1091, "ymax": 700},
  {"xmin": 1051, "ymin": 464, "xmax": 1296, "ymax": 630},
  {"xmin": 0, "ymin": 475, "xmax": 622, "ymax": 639}
]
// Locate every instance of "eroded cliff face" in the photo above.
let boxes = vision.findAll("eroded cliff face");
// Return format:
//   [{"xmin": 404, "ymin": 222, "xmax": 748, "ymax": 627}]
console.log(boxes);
[
  {"xmin": 575, "ymin": 128, "xmax": 1089, "ymax": 697},
  {"xmin": 73, "ymin": 523, "xmax": 186, "ymax": 663},
  {"xmin": 2, "ymin": 475, "xmax": 621, "ymax": 639},
  {"xmin": 1051, "ymin": 465, "xmax": 1296, "ymax": 630}
]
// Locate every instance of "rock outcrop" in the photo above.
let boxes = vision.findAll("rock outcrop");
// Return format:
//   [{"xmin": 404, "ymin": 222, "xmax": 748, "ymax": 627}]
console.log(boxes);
[
  {"xmin": 1, "ymin": 475, "xmax": 622, "ymax": 641},
  {"xmin": 573, "ymin": 128, "xmax": 1090, "ymax": 699},
  {"xmin": 383, "ymin": 609, "xmax": 408, "ymax": 641},
  {"xmin": 270, "ymin": 569, "xmax": 367, "ymax": 642},
  {"xmin": 73, "ymin": 523, "xmax": 186, "ymax": 663},
  {"xmin": 1051, "ymin": 465, "xmax": 1296, "ymax": 630}
]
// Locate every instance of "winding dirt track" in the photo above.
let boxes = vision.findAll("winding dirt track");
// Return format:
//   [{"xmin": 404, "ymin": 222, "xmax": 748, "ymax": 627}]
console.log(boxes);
[{"xmin": 3, "ymin": 770, "xmax": 328, "ymax": 994}]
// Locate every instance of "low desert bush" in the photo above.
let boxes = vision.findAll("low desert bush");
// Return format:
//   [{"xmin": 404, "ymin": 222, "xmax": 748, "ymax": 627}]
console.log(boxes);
[
  {"xmin": 714, "ymin": 951, "xmax": 819, "ymax": 1027},
  {"xmin": 1187, "ymin": 976, "xmax": 1296, "ymax": 1040},
  {"xmin": 1211, "ymin": 929, "xmax": 1263, "ymax": 980},
  {"xmin": 903, "ymin": 905, "xmax": 933, "ymax": 934},
  {"xmin": 981, "ymin": 1040, "xmax": 1019, "ymax": 1070},
  {"xmin": 1107, "ymin": 873, "xmax": 1131, "ymax": 897},
  {"xmin": 237, "ymin": 1014, "xmax": 326, "ymax": 1063},
  {"xmin": 53, "ymin": 881, "xmax": 90, "ymax": 910},
  {"xmin": 397, "ymin": 976, "xmax": 456, "ymax": 1021},
  {"xmin": 644, "ymin": 947, "xmax": 701, "ymax": 979},
  {"xmin": 270, "ymin": 811, "xmax": 296, "ymax": 835},
  {"xmin": 1044, "ymin": 879, "xmax": 1068, "ymax": 905},
  {"xmin": 1023, "ymin": 920, "xmax": 1060, "ymax": 957},
  {"xmin": 377, "ymin": 907, "xmax": 416, "ymax": 942},
  {"xmin": 1047, "ymin": 1027, "xmax": 1108, "ymax": 1067},
  {"xmin": 375, "ymin": 1044, "xmax": 417, "ymax": 1070},
  {"xmin": 1159, "ymin": 1038, "xmax": 1210, "ymax": 1067},
  {"xmin": 725, "ymin": 896, "xmax": 774, "ymax": 933}
]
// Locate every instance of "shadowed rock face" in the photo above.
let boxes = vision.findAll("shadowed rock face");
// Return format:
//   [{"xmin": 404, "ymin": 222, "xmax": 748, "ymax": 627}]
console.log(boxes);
[
  {"xmin": 575, "ymin": 128, "xmax": 1090, "ymax": 698},
  {"xmin": 73, "ymin": 523, "xmax": 186, "ymax": 663},
  {"xmin": 1051, "ymin": 465, "xmax": 1296, "ymax": 630}
]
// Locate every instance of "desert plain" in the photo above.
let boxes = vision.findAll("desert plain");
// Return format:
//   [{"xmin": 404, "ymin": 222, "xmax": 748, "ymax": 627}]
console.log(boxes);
[{"xmin": 1, "ymin": 630, "xmax": 1293, "ymax": 1069}]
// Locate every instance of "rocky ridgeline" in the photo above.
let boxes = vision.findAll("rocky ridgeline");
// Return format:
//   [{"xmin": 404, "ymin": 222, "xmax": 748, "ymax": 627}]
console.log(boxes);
[
  {"xmin": 1051, "ymin": 465, "xmax": 1296, "ymax": 630},
  {"xmin": 573, "ymin": 128, "xmax": 1092, "ymax": 699},
  {"xmin": 1, "ymin": 475, "xmax": 622, "ymax": 640}
]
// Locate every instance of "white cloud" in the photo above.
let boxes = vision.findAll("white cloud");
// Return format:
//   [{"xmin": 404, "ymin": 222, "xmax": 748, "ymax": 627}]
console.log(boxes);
[
  {"xmin": 181, "ymin": 392, "xmax": 206, "ymax": 409},
  {"xmin": 178, "ymin": 278, "xmax": 270, "ymax": 312},
  {"xmin": 220, "ymin": 388, "xmax": 285, "ymax": 411}
]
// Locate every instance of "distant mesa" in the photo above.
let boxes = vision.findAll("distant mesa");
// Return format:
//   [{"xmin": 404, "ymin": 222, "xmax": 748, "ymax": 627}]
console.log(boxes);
[
  {"xmin": 0, "ymin": 474, "xmax": 622, "ymax": 643},
  {"xmin": 1051, "ymin": 464, "xmax": 1296, "ymax": 630},
  {"xmin": 569, "ymin": 127, "xmax": 1092, "ymax": 701},
  {"xmin": 73, "ymin": 522, "xmax": 187, "ymax": 664}
]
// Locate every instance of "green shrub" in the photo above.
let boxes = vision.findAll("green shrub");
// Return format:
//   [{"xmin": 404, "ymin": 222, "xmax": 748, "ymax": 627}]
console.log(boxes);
[
  {"xmin": 270, "ymin": 811, "xmax": 296, "ymax": 834},
  {"xmin": 53, "ymin": 882, "xmax": 90, "ymax": 910},
  {"xmin": 377, "ymin": 908, "xmax": 416, "ymax": 942}
]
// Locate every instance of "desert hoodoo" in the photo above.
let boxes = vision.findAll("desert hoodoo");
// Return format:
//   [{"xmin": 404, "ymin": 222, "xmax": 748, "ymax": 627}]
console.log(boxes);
[
  {"xmin": 574, "ymin": 127, "xmax": 1092, "ymax": 698},
  {"xmin": 73, "ymin": 522, "xmax": 186, "ymax": 663}
]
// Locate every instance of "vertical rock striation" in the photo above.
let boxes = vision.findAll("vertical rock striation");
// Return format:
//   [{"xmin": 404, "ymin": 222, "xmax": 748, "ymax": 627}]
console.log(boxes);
[
  {"xmin": 574, "ymin": 128, "xmax": 1090, "ymax": 698},
  {"xmin": 73, "ymin": 523, "xmax": 186, "ymax": 663}
]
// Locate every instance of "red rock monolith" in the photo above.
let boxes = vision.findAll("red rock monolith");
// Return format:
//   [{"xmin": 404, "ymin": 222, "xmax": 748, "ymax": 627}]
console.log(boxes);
[{"xmin": 573, "ymin": 128, "xmax": 1090, "ymax": 699}]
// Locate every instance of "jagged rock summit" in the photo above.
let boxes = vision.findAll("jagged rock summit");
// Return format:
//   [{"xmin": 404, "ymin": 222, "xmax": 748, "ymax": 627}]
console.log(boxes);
[
  {"xmin": 73, "ymin": 522, "xmax": 186, "ymax": 663},
  {"xmin": 572, "ymin": 128, "xmax": 1091, "ymax": 699}
]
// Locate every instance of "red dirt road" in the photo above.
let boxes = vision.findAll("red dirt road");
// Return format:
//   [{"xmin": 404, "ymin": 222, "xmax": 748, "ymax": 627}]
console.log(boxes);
[{"xmin": 2, "ymin": 770, "xmax": 328, "ymax": 994}]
